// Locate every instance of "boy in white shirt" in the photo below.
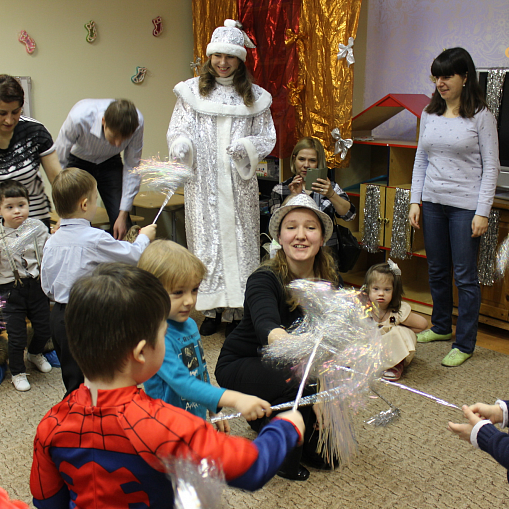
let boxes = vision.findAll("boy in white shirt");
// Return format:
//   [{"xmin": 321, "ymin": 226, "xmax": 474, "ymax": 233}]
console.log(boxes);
[{"xmin": 41, "ymin": 167, "xmax": 156, "ymax": 395}]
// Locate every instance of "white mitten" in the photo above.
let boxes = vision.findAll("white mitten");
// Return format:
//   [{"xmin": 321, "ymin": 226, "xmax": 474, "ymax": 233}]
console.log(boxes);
[
  {"xmin": 226, "ymin": 142, "xmax": 248, "ymax": 162},
  {"xmin": 171, "ymin": 141, "xmax": 190, "ymax": 161}
]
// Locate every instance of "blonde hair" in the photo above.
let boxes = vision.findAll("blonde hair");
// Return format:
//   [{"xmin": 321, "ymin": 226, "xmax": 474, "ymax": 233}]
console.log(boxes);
[
  {"xmin": 290, "ymin": 137, "xmax": 327, "ymax": 175},
  {"xmin": 52, "ymin": 168, "xmax": 96, "ymax": 218},
  {"xmin": 138, "ymin": 240, "xmax": 206, "ymax": 291}
]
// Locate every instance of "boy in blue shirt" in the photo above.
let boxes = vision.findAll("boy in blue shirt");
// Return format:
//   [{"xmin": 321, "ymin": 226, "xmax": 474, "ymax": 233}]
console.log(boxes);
[
  {"xmin": 138, "ymin": 240, "xmax": 271, "ymax": 428},
  {"xmin": 41, "ymin": 167, "xmax": 156, "ymax": 395}
]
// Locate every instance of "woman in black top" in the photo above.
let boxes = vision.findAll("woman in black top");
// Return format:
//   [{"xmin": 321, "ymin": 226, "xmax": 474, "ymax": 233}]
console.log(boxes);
[{"xmin": 216, "ymin": 193, "xmax": 339, "ymax": 481}]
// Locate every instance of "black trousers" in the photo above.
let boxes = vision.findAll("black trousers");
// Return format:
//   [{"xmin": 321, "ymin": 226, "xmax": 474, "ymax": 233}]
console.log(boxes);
[
  {"xmin": 67, "ymin": 154, "xmax": 132, "ymax": 234},
  {"xmin": 216, "ymin": 356, "xmax": 319, "ymax": 474},
  {"xmin": 50, "ymin": 302, "xmax": 83, "ymax": 396},
  {"xmin": 0, "ymin": 278, "xmax": 51, "ymax": 376}
]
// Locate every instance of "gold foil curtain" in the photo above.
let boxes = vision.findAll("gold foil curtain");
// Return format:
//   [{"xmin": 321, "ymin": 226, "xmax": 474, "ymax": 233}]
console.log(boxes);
[
  {"xmin": 191, "ymin": 0, "xmax": 361, "ymax": 166},
  {"xmin": 298, "ymin": 0, "xmax": 362, "ymax": 167},
  {"xmin": 192, "ymin": 0, "xmax": 238, "ymax": 66}
]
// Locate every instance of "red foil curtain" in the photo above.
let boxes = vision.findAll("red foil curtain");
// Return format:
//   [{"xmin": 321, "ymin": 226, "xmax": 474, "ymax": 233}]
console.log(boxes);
[
  {"xmin": 237, "ymin": 0, "xmax": 301, "ymax": 158},
  {"xmin": 192, "ymin": 0, "xmax": 362, "ymax": 164}
]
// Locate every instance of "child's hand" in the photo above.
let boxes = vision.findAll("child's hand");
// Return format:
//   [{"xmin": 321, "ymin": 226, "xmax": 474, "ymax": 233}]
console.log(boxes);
[
  {"xmin": 50, "ymin": 218, "xmax": 61, "ymax": 234},
  {"xmin": 469, "ymin": 402, "xmax": 504, "ymax": 424},
  {"xmin": 277, "ymin": 410, "xmax": 305, "ymax": 443},
  {"xmin": 447, "ymin": 405, "xmax": 484, "ymax": 443},
  {"xmin": 210, "ymin": 412, "xmax": 230, "ymax": 434},
  {"xmin": 234, "ymin": 394, "xmax": 272, "ymax": 421},
  {"xmin": 139, "ymin": 223, "xmax": 157, "ymax": 241}
]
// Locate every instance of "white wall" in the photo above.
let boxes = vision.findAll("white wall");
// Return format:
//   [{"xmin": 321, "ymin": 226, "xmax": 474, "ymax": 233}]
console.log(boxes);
[{"xmin": 1, "ymin": 0, "xmax": 194, "ymax": 194}]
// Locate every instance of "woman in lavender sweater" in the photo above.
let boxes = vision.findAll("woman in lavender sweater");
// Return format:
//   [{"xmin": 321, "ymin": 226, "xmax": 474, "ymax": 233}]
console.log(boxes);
[{"xmin": 409, "ymin": 47, "xmax": 499, "ymax": 367}]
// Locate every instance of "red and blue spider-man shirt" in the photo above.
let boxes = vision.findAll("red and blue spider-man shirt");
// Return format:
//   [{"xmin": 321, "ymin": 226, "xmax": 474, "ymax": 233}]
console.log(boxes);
[{"xmin": 30, "ymin": 384, "xmax": 301, "ymax": 509}]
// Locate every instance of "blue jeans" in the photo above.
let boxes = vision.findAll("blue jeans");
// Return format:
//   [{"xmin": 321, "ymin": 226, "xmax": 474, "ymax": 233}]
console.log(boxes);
[{"xmin": 422, "ymin": 202, "xmax": 481, "ymax": 354}]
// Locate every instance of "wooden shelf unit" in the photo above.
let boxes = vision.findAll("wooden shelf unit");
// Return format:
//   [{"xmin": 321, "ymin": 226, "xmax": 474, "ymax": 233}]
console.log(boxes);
[{"xmin": 335, "ymin": 94, "xmax": 432, "ymax": 314}]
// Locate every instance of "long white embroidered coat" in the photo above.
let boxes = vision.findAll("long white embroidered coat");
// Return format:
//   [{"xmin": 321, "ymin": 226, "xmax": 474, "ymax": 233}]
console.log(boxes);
[{"xmin": 167, "ymin": 77, "xmax": 276, "ymax": 312}]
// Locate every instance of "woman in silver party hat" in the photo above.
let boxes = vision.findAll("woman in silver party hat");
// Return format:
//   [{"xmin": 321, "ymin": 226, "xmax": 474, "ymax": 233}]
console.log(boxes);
[
  {"xmin": 167, "ymin": 20, "xmax": 276, "ymax": 338},
  {"xmin": 216, "ymin": 193, "xmax": 339, "ymax": 481}
]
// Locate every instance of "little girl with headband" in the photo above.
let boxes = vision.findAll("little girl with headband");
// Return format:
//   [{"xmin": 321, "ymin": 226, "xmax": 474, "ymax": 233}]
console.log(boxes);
[{"xmin": 364, "ymin": 260, "xmax": 428, "ymax": 381}]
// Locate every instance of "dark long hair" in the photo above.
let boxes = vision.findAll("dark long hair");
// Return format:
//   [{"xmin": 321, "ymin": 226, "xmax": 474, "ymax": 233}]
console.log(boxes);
[
  {"xmin": 425, "ymin": 47, "xmax": 487, "ymax": 118},
  {"xmin": 198, "ymin": 59, "xmax": 255, "ymax": 107}
]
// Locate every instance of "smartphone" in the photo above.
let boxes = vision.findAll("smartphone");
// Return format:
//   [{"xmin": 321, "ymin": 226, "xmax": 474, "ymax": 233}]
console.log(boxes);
[{"xmin": 305, "ymin": 168, "xmax": 328, "ymax": 191}]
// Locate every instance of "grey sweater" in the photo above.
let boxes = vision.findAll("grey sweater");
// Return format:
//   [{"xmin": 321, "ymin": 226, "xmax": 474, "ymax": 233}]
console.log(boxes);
[{"xmin": 410, "ymin": 108, "xmax": 499, "ymax": 217}]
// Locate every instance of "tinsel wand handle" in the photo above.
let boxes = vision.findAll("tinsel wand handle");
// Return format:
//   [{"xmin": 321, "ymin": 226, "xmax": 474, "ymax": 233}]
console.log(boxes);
[
  {"xmin": 209, "ymin": 376, "xmax": 462, "ymax": 424},
  {"xmin": 153, "ymin": 190, "xmax": 174, "ymax": 224},
  {"xmin": 210, "ymin": 390, "xmax": 329, "ymax": 424}
]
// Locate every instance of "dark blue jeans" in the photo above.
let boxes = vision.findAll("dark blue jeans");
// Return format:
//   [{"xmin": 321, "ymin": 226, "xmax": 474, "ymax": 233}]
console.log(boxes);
[
  {"xmin": 422, "ymin": 202, "xmax": 481, "ymax": 354},
  {"xmin": 67, "ymin": 154, "xmax": 132, "ymax": 235}
]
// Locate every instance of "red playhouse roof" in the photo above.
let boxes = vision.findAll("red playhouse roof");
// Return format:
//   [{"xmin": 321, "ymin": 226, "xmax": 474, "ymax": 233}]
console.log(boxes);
[{"xmin": 352, "ymin": 94, "xmax": 430, "ymax": 134}]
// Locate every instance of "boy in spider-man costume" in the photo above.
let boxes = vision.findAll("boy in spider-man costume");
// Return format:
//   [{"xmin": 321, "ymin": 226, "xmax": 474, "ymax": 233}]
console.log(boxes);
[{"xmin": 30, "ymin": 263, "xmax": 304, "ymax": 509}]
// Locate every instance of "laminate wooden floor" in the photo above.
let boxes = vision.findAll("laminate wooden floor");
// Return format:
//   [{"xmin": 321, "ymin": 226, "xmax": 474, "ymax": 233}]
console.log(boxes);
[{"xmin": 477, "ymin": 322, "xmax": 509, "ymax": 354}]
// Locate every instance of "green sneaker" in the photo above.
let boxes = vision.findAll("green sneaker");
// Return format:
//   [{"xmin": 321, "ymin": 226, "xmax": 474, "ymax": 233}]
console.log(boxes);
[
  {"xmin": 416, "ymin": 329, "xmax": 452, "ymax": 343},
  {"xmin": 441, "ymin": 348, "xmax": 472, "ymax": 367}
]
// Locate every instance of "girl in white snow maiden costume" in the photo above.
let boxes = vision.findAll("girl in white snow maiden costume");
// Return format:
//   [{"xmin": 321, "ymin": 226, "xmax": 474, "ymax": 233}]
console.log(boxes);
[{"xmin": 167, "ymin": 20, "xmax": 276, "ymax": 337}]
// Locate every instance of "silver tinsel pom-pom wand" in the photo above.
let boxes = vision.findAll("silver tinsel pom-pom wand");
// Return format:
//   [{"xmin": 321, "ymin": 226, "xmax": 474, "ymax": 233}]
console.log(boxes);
[{"xmin": 131, "ymin": 157, "xmax": 192, "ymax": 224}]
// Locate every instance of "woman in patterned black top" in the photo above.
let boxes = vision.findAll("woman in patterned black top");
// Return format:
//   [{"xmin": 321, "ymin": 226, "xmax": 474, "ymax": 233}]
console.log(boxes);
[{"xmin": 0, "ymin": 75, "xmax": 61, "ymax": 227}]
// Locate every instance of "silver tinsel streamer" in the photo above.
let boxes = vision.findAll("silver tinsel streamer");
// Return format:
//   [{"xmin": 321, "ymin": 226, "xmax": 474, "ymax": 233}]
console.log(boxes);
[
  {"xmin": 496, "ymin": 235, "xmax": 509, "ymax": 277},
  {"xmin": 364, "ymin": 386, "xmax": 400, "ymax": 427},
  {"xmin": 211, "ymin": 372, "xmax": 462, "ymax": 423},
  {"xmin": 164, "ymin": 457, "xmax": 225, "ymax": 509},
  {"xmin": 262, "ymin": 280, "xmax": 383, "ymax": 464},
  {"xmin": 362, "ymin": 185, "xmax": 382, "ymax": 253},
  {"xmin": 478, "ymin": 209, "xmax": 500, "ymax": 285},
  {"xmin": 389, "ymin": 188, "xmax": 412, "ymax": 260},
  {"xmin": 486, "ymin": 70, "xmax": 506, "ymax": 121}
]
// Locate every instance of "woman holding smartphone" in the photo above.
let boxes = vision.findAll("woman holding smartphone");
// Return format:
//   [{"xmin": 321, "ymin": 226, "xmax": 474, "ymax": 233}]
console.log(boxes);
[{"xmin": 269, "ymin": 137, "xmax": 356, "ymax": 256}]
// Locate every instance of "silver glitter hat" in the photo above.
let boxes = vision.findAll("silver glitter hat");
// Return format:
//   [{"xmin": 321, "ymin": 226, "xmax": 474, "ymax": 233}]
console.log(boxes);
[
  {"xmin": 269, "ymin": 193, "xmax": 334, "ymax": 243},
  {"xmin": 206, "ymin": 19, "xmax": 255, "ymax": 62}
]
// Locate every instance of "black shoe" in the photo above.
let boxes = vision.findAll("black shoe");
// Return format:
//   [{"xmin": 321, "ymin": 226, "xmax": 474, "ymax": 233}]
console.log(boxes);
[
  {"xmin": 301, "ymin": 449, "xmax": 338, "ymax": 470},
  {"xmin": 302, "ymin": 453, "xmax": 334, "ymax": 470},
  {"xmin": 277, "ymin": 464, "xmax": 310, "ymax": 481},
  {"xmin": 225, "ymin": 320, "xmax": 240, "ymax": 338},
  {"xmin": 199, "ymin": 314, "xmax": 221, "ymax": 336}
]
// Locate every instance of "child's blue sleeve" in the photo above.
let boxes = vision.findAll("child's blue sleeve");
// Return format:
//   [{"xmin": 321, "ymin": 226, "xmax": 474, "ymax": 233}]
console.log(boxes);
[
  {"xmin": 476, "ymin": 422, "xmax": 509, "ymax": 473},
  {"xmin": 33, "ymin": 485, "xmax": 70, "ymax": 508},
  {"xmin": 150, "ymin": 334, "xmax": 226, "ymax": 414},
  {"xmin": 228, "ymin": 418, "xmax": 300, "ymax": 491}
]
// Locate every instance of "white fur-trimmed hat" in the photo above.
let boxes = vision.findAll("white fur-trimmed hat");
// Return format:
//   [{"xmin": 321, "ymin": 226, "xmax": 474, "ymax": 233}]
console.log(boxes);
[
  {"xmin": 206, "ymin": 19, "xmax": 255, "ymax": 62},
  {"xmin": 269, "ymin": 193, "xmax": 334, "ymax": 243}
]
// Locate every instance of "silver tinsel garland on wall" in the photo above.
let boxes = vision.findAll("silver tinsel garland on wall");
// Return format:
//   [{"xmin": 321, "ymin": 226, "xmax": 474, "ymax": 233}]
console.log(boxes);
[
  {"xmin": 477, "ymin": 69, "xmax": 506, "ymax": 285},
  {"xmin": 390, "ymin": 188, "xmax": 412, "ymax": 260},
  {"xmin": 486, "ymin": 70, "xmax": 506, "ymax": 121},
  {"xmin": 478, "ymin": 209, "xmax": 500, "ymax": 286},
  {"xmin": 362, "ymin": 185, "xmax": 382, "ymax": 253}
]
